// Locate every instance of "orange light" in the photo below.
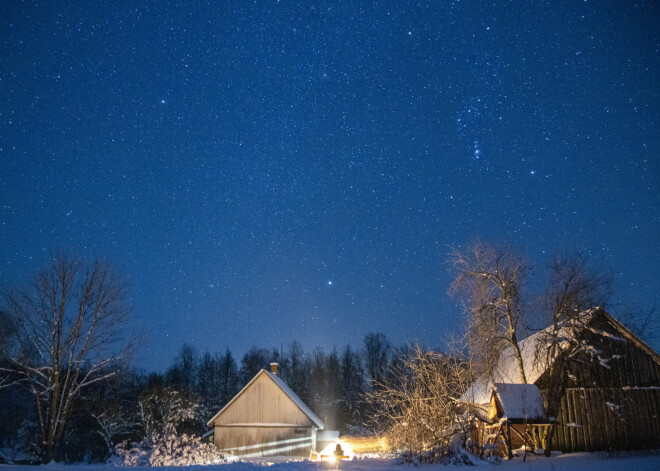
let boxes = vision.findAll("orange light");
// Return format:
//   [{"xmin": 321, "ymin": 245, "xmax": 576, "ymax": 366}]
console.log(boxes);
[{"xmin": 313, "ymin": 440, "xmax": 354, "ymax": 462}]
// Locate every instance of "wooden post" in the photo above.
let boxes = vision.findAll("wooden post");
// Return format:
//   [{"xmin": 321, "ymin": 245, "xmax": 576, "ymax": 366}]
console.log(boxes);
[
  {"xmin": 505, "ymin": 421, "xmax": 513, "ymax": 460},
  {"xmin": 544, "ymin": 419, "xmax": 556, "ymax": 457}
]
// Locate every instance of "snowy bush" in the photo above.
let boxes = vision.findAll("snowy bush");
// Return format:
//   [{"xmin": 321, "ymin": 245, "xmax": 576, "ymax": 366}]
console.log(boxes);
[
  {"xmin": 139, "ymin": 388, "xmax": 198, "ymax": 437},
  {"xmin": 396, "ymin": 433, "xmax": 479, "ymax": 466},
  {"xmin": 369, "ymin": 345, "xmax": 474, "ymax": 454},
  {"xmin": 109, "ymin": 433, "xmax": 235, "ymax": 466}
]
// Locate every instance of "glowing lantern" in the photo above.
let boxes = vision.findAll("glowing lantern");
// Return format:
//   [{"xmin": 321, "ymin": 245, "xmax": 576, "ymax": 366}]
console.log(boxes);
[{"xmin": 312, "ymin": 439, "xmax": 354, "ymax": 462}]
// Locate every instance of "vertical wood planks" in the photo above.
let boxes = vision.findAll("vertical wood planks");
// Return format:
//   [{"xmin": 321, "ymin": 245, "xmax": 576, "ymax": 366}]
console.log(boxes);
[{"xmin": 549, "ymin": 388, "xmax": 660, "ymax": 453}]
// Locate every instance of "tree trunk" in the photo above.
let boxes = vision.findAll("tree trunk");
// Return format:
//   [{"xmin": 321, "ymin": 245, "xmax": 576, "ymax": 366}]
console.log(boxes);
[
  {"xmin": 509, "ymin": 326, "xmax": 528, "ymax": 384},
  {"xmin": 544, "ymin": 424, "xmax": 555, "ymax": 457}
]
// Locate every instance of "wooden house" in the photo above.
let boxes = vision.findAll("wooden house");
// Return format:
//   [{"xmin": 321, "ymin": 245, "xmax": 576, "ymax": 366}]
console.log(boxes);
[
  {"xmin": 207, "ymin": 363, "xmax": 324, "ymax": 458},
  {"xmin": 463, "ymin": 308, "xmax": 660, "ymax": 454}
]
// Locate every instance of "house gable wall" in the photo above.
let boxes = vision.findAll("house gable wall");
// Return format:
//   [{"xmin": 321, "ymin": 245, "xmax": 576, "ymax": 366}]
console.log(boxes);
[{"xmin": 213, "ymin": 372, "xmax": 314, "ymax": 427}]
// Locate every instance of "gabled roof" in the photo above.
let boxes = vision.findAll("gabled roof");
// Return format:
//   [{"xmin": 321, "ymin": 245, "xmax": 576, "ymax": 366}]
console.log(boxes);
[
  {"xmin": 600, "ymin": 310, "xmax": 660, "ymax": 364},
  {"xmin": 491, "ymin": 383, "xmax": 546, "ymax": 421},
  {"xmin": 462, "ymin": 308, "xmax": 660, "ymax": 405},
  {"xmin": 206, "ymin": 369, "xmax": 324, "ymax": 428}
]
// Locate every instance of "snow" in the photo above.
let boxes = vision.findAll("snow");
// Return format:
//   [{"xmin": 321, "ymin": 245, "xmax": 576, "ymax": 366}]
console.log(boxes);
[
  {"xmin": 1, "ymin": 452, "xmax": 659, "ymax": 470},
  {"xmin": 109, "ymin": 434, "xmax": 235, "ymax": 467},
  {"xmin": 216, "ymin": 424, "xmax": 302, "ymax": 427},
  {"xmin": 493, "ymin": 383, "xmax": 546, "ymax": 420},
  {"xmin": 461, "ymin": 329, "xmax": 550, "ymax": 405}
]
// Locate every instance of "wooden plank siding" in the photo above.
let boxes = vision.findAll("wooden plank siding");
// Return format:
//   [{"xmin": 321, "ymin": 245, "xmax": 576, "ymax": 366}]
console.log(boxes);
[
  {"xmin": 214, "ymin": 425, "xmax": 315, "ymax": 458},
  {"xmin": 210, "ymin": 371, "xmax": 320, "ymax": 458},
  {"xmin": 213, "ymin": 373, "xmax": 312, "ymax": 427},
  {"xmin": 552, "ymin": 388, "xmax": 660, "ymax": 452}
]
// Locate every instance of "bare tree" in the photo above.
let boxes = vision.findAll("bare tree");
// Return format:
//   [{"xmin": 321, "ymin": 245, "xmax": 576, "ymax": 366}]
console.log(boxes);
[
  {"xmin": 166, "ymin": 343, "xmax": 198, "ymax": 393},
  {"xmin": 364, "ymin": 332, "xmax": 390, "ymax": 385},
  {"xmin": 339, "ymin": 345, "xmax": 364, "ymax": 427},
  {"xmin": 0, "ymin": 253, "xmax": 134, "ymax": 462},
  {"xmin": 367, "ymin": 343, "xmax": 476, "ymax": 461},
  {"xmin": 534, "ymin": 254, "xmax": 612, "ymax": 415},
  {"xmin": 543, "ymin": 253, "xmax": 612, "ymax": 329},
  {"xmin": 449, "ymin": 242, "xmax": 528, "ymax": 384}
]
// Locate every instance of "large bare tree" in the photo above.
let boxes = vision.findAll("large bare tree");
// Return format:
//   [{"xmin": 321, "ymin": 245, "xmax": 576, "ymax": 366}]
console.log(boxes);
[
  {"xmin": 0, "ymin": 253, "xmax": 133, "ymax": 462},
  {"xmin": 534, "ymin": 254, "xmax": 612, "ymax": 413},
  {"xmin": 449, "ymin": 242, "xmax": 528, "ymax": 384}
]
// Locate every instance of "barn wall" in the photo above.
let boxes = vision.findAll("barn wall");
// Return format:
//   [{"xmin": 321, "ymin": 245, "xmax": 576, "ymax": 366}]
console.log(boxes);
[
  {"xmin": 213, "ymin": 425, "xmax": 315, "ymax": 457},
  {"xmin": 571, "ymin": 323, "xmax": 660, "ymax": 388},
  {"xmin": 535, "ymin": 315, "xmax": 660, "ymax": 392},
  {"xmin": 472, "ymin": 388, "xmax": 660, "ymax": 456},
  {"xmin": 215, "ymin": 373, "xmax": 313, "ymax": 427},
  {"xmin": 553, "ymin": 388, "xmax": 660, "ymax": 452}
]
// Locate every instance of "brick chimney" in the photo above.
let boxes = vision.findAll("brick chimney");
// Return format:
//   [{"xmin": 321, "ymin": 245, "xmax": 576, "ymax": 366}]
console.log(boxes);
[{"xmin": 270, "ymin": 362, "xmax": 279, "ymax": 376}]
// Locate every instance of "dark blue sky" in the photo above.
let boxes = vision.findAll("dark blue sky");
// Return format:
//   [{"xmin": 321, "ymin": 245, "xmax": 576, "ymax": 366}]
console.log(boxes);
[{"xmin": 1, "ymin": 1, "xmax": 658, "ymax": 371}]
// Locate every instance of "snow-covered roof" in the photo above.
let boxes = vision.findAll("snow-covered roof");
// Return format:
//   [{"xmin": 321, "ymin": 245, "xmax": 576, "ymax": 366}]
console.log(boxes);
[
  {"xmin": 206, "ymin": 369, "xmax": 324, "ymax": 429},
  {"xmin": 461, "ymin": 308, "xmax": 633, "ymax": 405},
  {"xmin": 461, "ymin": 328, "xmax": 550, "ymax": 405},
  {"xmin": 492, "ymin": 383, "xmax": 546, "ymax": 420}
]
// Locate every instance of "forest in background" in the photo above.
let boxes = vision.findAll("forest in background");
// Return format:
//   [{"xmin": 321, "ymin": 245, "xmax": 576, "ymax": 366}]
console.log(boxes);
[
  {"xmin": 0, "ymin": 333, "xmax": 393, "ymax": 463},
  {"xmin": 1, "ymin": 244, "xmax": 655, "ymax": 464}
]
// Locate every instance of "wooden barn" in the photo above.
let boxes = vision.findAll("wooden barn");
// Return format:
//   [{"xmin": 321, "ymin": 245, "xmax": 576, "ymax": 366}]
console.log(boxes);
[
  {"xmin": 463, "ymin": 308, "xmax": 660, "ymax": 455},
  {"xmin": 207, "ymin": 363, "xmax": 324, "ymax": 458}
]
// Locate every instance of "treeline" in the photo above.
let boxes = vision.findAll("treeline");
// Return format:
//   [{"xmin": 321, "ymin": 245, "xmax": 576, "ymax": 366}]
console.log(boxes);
[
  {"xmin": 160, "ymin": 333, "xmax": 393, "ymax": 432},
  {"xmin": 0, "ymin": 332, "xmax": 394, "ymax": 463}
]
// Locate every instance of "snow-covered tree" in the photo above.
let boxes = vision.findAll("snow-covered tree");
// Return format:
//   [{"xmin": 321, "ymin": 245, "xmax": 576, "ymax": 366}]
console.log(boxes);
[
  {"xmin": 449, "ymin": 242, "xmax": 528, "ymax": 384},
  {"xmin": 0, "ymin": 253, "xmax": 134, "ymax": 462},
  {"xmin": 368, "ymin": 344, "xmax": 476, "ymax": 462},
  {"xmin": 111, "ymin": 433, "xmax": 233, "ymax": 466},
  {"xmin": 139, "ymin": 387, "xmax": 197, "ymax": 437}
]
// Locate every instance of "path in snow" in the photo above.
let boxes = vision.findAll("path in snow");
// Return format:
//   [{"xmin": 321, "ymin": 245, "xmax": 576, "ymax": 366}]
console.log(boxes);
[{"xmin": 1, "ymin": 452, "xmax": 659, "ymax": 471}]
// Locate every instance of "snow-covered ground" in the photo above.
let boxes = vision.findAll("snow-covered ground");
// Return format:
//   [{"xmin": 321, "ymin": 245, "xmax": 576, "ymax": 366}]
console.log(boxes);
[{"xmin": 2, "ymin": 452, "xmax": 659, "ymax": 471}]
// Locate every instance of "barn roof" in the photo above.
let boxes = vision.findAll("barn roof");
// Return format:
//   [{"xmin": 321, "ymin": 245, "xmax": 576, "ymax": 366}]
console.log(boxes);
[
  {"xmin": 206, "ymin": 369, "xmax": 324, "ymax": 428},
  {"xmin": 462, "ymin": 308, "xmax": 660, "ymax": 405},
  {"xmin": 492, "ymin": 383, "xmax": 546, "ymax": 420},
  {"xmin": 461, "ymin": 327, "xmax": 548, "ymax": 405}
]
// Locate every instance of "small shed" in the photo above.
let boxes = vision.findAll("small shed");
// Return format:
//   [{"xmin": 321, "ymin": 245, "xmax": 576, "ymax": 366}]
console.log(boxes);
[
  {"xmin": 484, "ymin": 383, "xmax": 551, "ymax": 459},
  {"xmin": 207, "ymin": 363, "xmax": 324, "ymax": 458},
  {"xmin": 488, "ymin": 383, "xmax": 546, "ymax": 423}
]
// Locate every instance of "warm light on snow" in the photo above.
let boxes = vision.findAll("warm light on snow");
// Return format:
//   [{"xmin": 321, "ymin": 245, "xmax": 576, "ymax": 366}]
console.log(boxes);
[{"xmin": 313, "ymin": 440, "xmax": 354, "ymax": 462}]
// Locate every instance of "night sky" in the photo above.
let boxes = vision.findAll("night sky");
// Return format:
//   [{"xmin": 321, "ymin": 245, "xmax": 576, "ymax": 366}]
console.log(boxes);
[{"xmin": 1, "ymin": 1, "xmax": 658, "ymax": 372}]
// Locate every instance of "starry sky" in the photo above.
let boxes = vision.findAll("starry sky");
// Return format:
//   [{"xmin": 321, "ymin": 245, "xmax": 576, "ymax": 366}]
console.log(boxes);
[{"xmin": 1, "ymin": 1, "xmax": 658, "ymax": 372}]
